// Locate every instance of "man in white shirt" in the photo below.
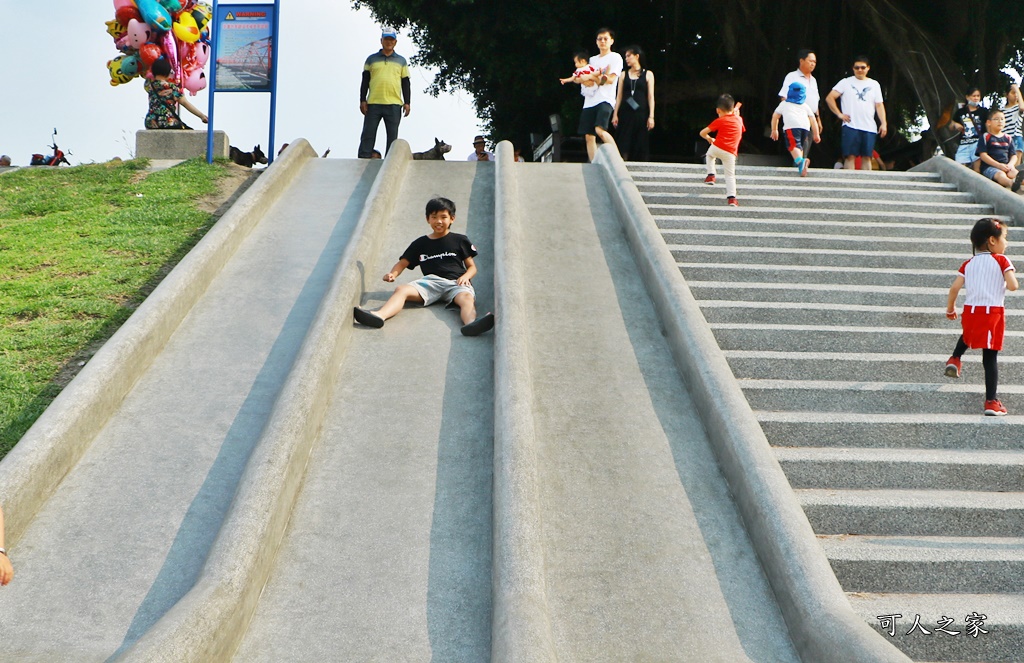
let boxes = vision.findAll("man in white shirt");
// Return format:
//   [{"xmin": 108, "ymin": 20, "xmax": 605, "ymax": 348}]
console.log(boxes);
[
  {"xmin": 778, "ymin": 49, "xmax": 821, "ymax": 157},
  {"xmin": 467, "ymin": 135, "xmax": 494, "ymax": 161},
  {"xmin": 578, "ymin": 27, "xmax": 622, "ymax": 162},
  {"xmin": 826, "ymin": 55, "xmax": 887, "ymax": 170}
]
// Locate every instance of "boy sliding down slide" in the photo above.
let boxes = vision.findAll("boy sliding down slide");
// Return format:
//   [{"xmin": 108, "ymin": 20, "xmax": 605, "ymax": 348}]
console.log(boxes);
[{"xmin": 354, "ymin": 197, "xmax": 495, "ymax": 336}]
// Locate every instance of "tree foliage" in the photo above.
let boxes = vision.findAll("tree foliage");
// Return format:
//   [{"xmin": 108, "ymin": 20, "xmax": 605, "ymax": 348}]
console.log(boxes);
[{"xmin": 356, "ymin": 0, "xmax": 1024, "ymax": 162}]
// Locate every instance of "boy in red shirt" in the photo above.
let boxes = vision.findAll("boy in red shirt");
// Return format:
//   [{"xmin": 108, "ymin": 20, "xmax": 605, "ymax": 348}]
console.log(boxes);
[{"xmin": 699, "ymin": 94, "xmax": 745, "ymax": 206}]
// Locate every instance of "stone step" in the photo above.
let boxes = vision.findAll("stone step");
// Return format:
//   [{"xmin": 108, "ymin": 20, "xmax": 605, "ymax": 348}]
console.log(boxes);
[
  {"xmin": 739, "ymin": 379, "xmax": 1024, "ymax": 415},
  {"xmin": 757, "ymin": 411, "xmax": 1024, "ymax": 450},
  {"xmin": 637, "ymin": 181, "xmax": 968, "ymax": 201},
  {"xmin": 648, "ymin": 203, "xmax": 997, "ymax": 223},
  {"xmin": 775, "ymin": 447, "xmax": 1024, "ymax": 491},
  {"xmin": 724, "ymin": 350, "xmax": 1024, "ymax": 384},
  {"xmin": 633, "ymin": 169, "xmax": 955, "ymax": 189},
  {"xmin": 796, "ymin": 488, "xmax": 1024, "ymax": 537},
  {"xmin": 643, "ymin": 192, "xmax": 989, "ymax": 215},
  {"xmin": 629, "ymin": 162, "xmax": 943, "ymax": 182},
  {"xmin": 708, "ymin": 321, "xmax": 1021, "ymax": 354},
  {"xmin": 699, "ymin": 300, "xmax": 968, "ymax": 326},
  {"xmin": 691, "ymin": 282, "xmax": 956, "ymax": 308},
  {"xmin": 659, "ymin": 214, "xmax": 978, "ymax": 235},
  {"xmin": 664, "ymin": 228, "xmax": 967, "ymax": 253},
  {"xmin": 672, "ymin": 245, "xmax": 989, "ymax": 270},
  {"xmin": 847, "ymin": 591, "xmax": 1023, "ymax": 662},
  {"xmin": 821, "ymin": 534, "xmax": 1024, "ymax": 594}
]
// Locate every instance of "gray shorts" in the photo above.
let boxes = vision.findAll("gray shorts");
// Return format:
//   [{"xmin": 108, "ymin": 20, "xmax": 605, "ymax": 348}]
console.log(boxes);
[{"xmin": 409, "ymin": 274, "xmax": 474, "ymax": 307}]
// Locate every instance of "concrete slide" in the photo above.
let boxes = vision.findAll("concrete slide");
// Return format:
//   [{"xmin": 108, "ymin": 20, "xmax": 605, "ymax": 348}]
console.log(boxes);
[{"xmin": 0, "ymin": 141, "xmax": 806, "ymax": 661}]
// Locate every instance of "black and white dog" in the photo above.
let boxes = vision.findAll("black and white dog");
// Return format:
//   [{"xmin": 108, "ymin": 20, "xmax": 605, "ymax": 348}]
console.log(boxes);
[
  {"xmin": 229, "ymin": 144, "xmax": 268, "ymax": 167},
  {"xmin": 412, "ymin": 138, "xmax": 452, "ymax": 160}
]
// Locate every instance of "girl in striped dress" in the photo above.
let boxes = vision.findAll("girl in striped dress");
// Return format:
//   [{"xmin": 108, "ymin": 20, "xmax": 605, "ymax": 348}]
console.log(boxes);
[
  {"xmin": 1002, "ymin": 83, "xmax": 1024, "ymax": 167},
  {"xmin": 945, "ymin": 218, "xmax": 1019, "ymax": 415}
]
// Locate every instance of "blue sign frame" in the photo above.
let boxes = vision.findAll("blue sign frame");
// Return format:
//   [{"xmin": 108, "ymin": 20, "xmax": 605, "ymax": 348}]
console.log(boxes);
[{"xmin": 206, "ymin": 1, "xmax": 281, "ymax": 163}]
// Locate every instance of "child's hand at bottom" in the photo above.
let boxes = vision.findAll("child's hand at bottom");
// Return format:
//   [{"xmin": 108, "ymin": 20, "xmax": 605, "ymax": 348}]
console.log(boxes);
[{"xmin": 946, "ymin": 309, "xmax": 958, "ymax": 320}]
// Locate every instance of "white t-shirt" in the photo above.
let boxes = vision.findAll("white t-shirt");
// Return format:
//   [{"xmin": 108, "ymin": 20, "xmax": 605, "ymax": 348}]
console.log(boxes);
[
  {"xmin": 773, "ymin": 100, "xmax": 815, "ymax": 131},
  {"xmin": 831, "ymin": 76, "xmax": 884, "ymax": 133},
  {"xmin": 467, "ymin": 151, "xmax": 494, "ymax": 162},
  {"xmin": 584, "ymin": 51, "xmax": 623, "ymax": 108},
  {"xmin": 778, "ymin": 70, "xmax": 820, "ymax": 114}
]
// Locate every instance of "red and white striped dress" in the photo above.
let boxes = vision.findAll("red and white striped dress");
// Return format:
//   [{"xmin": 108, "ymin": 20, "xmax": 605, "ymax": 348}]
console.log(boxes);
[{"xmin": 958, "ymin": 251, "xmax": 1015, "ymax": 350}]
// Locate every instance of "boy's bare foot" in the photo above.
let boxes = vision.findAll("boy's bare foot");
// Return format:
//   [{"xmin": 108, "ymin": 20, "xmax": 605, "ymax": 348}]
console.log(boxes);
[
  {"xmin": 353, "ymin": 307, "xmax": 384, "ymax": 328},
  {"xmin": 461, "ymin": 312, "xmax": 494, "ymax": 336}
]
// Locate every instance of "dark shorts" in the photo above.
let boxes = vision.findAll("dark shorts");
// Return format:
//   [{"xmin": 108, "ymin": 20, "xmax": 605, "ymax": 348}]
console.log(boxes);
[
  {"xmin": 579, "ymin": 102, "xmax": 613, "ymax": 135},
  {"xmin": 785, "ymin": 128, "xmax": 809, "ymax": 153},
  {"xmin": 841, "ymin": 126, "xmax": 876, "ymax": 158}
]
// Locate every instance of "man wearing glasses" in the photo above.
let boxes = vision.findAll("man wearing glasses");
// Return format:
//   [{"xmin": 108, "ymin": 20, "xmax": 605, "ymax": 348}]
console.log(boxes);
[{"xmin": 826, "ymin": 56, "xmax": 888, "ymax": 170}]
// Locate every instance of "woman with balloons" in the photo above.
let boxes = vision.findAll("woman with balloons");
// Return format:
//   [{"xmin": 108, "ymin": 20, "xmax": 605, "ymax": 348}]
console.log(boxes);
[{"xmin": 105, "ymin": 0, "xmax": 213, "ymax": 128}]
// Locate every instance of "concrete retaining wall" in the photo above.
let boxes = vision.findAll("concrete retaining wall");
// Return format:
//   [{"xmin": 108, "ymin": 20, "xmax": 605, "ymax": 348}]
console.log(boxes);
[
  {"xmin": 115, "ymin": 141, "xmax": 411, "ymax": 662},
  {"xmin": 136, "ymin": 130, "xmax": 230, "ymax": 160},
  {"xmin": 593, "ymin": 144, "xmax": 911, "ymax": 663},
  {"xmin": 0, "ymin": 140, "xmax": 316, "ymax": 542},
  {"xmin": 911, "ymin": 154, "xmax": 1024, "ymax": 224}
]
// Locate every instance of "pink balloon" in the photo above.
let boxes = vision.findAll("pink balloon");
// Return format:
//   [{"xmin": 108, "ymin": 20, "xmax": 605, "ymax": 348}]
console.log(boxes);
[
  {"xmin": 193, "ymin": 41, "xmax": 210, "ymax": 66},
  {"xmin": 126, "ymin": 18, "xmax": 151, "ymax": 50},
  {"xmin": 183, "ymin": 69, "xmax": 207, "ymax": 95},
  {"xmin": 163, "ymin": 31, "xmax": 180, "ymax": 80},
  {"xmin": 113, "ymin": 0, "xmax": 134, "ymax": 9}
]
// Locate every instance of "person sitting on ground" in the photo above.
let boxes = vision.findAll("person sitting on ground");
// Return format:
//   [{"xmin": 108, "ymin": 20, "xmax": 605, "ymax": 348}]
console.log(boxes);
[
  {"xmin": 950, "ymin": 87, "xmax": 988, "ymax": 169},
  {"xmin": 975, "ymin": 109, "xmax": 1023, "ymax": 191},
  {"xmin": 0, "ymin": 505, "xmax": 13, "ymax": 586},
  {"xmin": 770, "ymin": 81, "xmax": 821, "ymax": 176},
  {"xmin": 353, "ymin": 196, "xmax": 495, "ymax": 336},
  {"xmin": 467, "ymin": 136, "xmax": 494, "ymax": 162},
  {"xmin": 144, "ymin": 58, "xmax": 208, "ymax": 129}
]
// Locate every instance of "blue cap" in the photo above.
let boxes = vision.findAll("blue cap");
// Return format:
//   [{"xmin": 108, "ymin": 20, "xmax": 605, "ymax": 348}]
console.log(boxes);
[
  {"xmin": 381, "ymin": 27, "xmax": 397, "ymax": 38},
  {"xmin": 786, "ymin": 81, "xmax": 807, "ymax": 104}
]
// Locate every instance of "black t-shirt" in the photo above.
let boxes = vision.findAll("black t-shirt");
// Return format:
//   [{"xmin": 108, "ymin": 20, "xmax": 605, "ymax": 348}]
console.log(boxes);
[
  {"xmin": 954, "ymin": 105, "xmax": 989, "ymax": 145},
  {"xmin": 400, "ymin": 232, "xmax": 478, "ymax": 280}
]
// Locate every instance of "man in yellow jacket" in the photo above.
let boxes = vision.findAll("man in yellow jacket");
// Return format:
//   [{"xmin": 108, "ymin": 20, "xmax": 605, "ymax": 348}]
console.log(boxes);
[{"xmin": 358, "ymin": 27, "xmax": 411, "ymax": 158}]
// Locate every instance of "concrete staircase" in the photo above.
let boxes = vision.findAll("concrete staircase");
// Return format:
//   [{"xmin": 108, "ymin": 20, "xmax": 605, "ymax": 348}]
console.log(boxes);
[{"xmin": 629, "ymin": 161, "xmax": 1024, "ymax": 663}]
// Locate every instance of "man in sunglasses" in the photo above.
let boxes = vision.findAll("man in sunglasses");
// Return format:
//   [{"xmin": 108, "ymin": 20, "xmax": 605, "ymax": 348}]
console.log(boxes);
[{"xmin": 826, "ymin": 56, "xmax": 887, "ymax": 170}]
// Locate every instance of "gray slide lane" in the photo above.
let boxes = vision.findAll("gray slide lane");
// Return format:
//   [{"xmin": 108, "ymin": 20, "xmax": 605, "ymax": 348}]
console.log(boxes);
[
  {"xmin": 232, "ymin": 162, "xmax": 495, "ymax": 661},
  {"xmin": 0, "ymin": 158, "xmax": 378, "ymax": 662},
  {"xmin": 513, "ymin": 163, "xmax": 799, "ymax": 662}
]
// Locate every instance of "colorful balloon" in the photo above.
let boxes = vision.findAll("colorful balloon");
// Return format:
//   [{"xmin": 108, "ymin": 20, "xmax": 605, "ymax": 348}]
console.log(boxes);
[
  {"xmin": 105, "ymin": 18, "xmax": 127, "ymax": 40},
  {"xmin": 182, "ymin": 69, "xmax": 207, "ymax": 95},
  {"xmin": 157, "ymin": 0, "xmax": 183, "ymax": 13},
  {"xmin": 107, "ymin": 54, "xmax": 141, "ymax": 85},
  {"xmin": 136, "ymin": 0, "xmax": 173, "ymax": 32},
  {"xmin": 139, "ymin": 42, "xmax": 162, "ymax": 68},
  {"xmin": 115, "ymin": 5, "xmax": 143, "ymax": 26},
  {"xmin": 112, "ymin": 0, "xmax": 134, "ymax": 10},
  {"xmin": 126, "ymin": 18, "xmax": 152, "ymax": 49},
  {"xmin": 172, "ymin": 11, "xmax": 199, "ymax": 43}
]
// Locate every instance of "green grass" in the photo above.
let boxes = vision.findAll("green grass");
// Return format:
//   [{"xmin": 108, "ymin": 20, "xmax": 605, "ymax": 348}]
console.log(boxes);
[{"xmin": 0, "ymin": 158, "xmax": 234, "ymax": 458}]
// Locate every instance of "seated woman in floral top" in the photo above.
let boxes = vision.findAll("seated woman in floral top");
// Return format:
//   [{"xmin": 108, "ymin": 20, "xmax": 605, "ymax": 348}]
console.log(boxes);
[{"xmin": 144, "ymin": 58, "xmax": 208, "ymax": 129}]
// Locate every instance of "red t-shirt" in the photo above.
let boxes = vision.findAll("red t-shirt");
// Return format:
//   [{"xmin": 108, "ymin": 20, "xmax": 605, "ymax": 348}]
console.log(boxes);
[{"xmin": 707, "ymin": 114, "xmax": 745, "ymax": 155}]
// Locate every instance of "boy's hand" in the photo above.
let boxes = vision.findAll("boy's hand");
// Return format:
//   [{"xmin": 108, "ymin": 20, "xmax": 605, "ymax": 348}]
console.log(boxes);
[
  {"xmin": 770, "ymin": 129, "xmax": 779, "ymax": 141},
  {"xmin": 456, "ymin": 274, "xmax": 471, "ymax": 286},
  {"xmin": 383, "ymin": 272, "xmax": 397, "ymax": 283},
  {"xmin": 946, "ymin": 309, "xmax": 958, "ymax": 320},
  {"xmin": 813, "ymin": 134, "xmax": 822, "ymax": 143}
]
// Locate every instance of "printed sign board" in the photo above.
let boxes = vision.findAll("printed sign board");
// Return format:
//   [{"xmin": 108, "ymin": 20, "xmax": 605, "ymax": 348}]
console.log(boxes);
[{"xmin": 214, "ymin": 4, "xmax": 275, "ymax": 91}]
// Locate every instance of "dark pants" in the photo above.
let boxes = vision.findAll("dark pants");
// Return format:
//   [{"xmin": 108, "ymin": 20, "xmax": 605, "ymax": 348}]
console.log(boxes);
[{"xmin": 358, "ymin": 104, "xmax": 402, "ymax": 158}]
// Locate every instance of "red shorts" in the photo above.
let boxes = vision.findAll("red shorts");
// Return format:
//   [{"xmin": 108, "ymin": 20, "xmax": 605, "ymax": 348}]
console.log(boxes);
[{"xmin": 961, "ymin": 305, "xmax": 1005, "ymax": 351}]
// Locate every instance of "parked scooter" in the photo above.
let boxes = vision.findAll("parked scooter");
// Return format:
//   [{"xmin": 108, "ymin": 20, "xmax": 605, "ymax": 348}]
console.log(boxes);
[{"xmin": 30, "ymin": 129, "xmax": 71, "ymax": 166}]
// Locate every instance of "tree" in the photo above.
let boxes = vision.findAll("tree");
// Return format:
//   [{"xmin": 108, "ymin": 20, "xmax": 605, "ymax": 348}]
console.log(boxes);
[{"xmin": 356, "ymin": 0, "xmax": 1024, "ymax": 162}]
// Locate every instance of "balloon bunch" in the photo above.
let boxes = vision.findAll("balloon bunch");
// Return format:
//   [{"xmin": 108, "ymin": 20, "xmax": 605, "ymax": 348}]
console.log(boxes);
[{"xmin": 105, "ymin": 0, "xmax": 213, "ymax": 95}]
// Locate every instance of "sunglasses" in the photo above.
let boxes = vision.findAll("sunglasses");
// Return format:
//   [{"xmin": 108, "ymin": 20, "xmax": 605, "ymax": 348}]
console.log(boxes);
[{"xmin": 853, "ymin": 65, "xmax": 868, "ymax": 70}]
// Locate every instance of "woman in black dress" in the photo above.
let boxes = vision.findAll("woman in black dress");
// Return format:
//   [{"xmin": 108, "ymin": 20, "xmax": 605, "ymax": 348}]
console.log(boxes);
[{"xmin": 612, "ymin": 45, "xmax": 655, "ymax": 161}]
